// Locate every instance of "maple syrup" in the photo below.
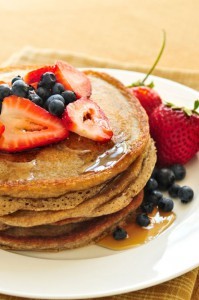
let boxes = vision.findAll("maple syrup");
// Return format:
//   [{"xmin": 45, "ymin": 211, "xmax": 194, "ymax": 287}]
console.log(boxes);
[
  {"xmin": 98, "ymin": 207, "xmax": 175, "ymax": 250},
  {"xmin": 85, "ymin": 141, "xmax": 128, "ymax": 172}
]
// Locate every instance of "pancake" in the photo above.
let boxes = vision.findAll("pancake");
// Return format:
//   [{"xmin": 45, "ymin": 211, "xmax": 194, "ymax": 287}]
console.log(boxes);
[
  {"xmin": 0, "ymin": 68, "xmax": 149, "ymax": 198},
  {"xmin": 0, "ymin": 139, "xmax": 152, "ymax": 216},
  {"xmin": 0, "ymin": 191, "xmax": 143, "ymax": 251},
  {"xmin": 0, "ymin": 65, "xmax": 155, "ymax": 251},
  {"xmin": 0, "ymin": 140, "xmax": 156, "ymax": 227}
]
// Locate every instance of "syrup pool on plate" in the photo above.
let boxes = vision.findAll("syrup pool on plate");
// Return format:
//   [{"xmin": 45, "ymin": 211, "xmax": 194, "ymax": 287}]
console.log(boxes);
[{"xmin": 98, "ymin": 207, "xmax": 176, "ymax": 250}]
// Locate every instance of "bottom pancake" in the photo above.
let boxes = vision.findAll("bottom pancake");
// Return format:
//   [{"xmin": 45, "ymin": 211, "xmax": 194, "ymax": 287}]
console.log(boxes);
[{"xmin": 0, "ymin": 191, "xmax": 143, "ymax": 251}]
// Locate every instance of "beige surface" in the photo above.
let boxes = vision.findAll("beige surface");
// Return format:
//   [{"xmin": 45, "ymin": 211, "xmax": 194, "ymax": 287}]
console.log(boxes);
[
  {"xmin": 0, "ymin": 0, "xmax": 199, "ymax": 71},
  {"xmin": 0, "ymin": 0, "xmax": 198, "ymax": 299}
]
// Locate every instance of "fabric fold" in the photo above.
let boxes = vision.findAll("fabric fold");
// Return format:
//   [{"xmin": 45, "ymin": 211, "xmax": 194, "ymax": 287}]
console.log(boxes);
[{"xmin": 1, "ymin": 46, "xmax": 199, "ymax": 91}]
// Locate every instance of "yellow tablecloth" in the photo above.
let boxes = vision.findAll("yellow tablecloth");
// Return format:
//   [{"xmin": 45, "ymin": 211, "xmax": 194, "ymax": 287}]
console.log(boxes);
[{"xmin": 0, "ymin": 0, "xmax": 198, "ymax": 299}]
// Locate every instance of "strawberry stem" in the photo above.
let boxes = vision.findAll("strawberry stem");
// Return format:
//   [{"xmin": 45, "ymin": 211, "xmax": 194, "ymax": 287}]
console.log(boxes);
[
  {"xmin": 127, "ymin": 30, "xmax": 166, "ymax": 88},
  {"xmin": 140, "ymin": 30, "xmax": 166, "ymax": 85}
]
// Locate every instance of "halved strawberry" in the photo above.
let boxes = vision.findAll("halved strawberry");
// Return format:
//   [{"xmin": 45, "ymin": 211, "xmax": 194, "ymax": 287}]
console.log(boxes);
[
  {"xmin": 23, "ymin": 65, "xmax": 55, "ymax": 85},
  {"xmin": 0, "ymin": 121, "xmax": 5, "ymax": 136},
  {"xmin": 54, "ymin": 60, "xmax": 91, "ymax": 98},
  {"xmin": 0, "ymin": 96, "xmax": 68, "ymax": 152},
  {"xmin": 62, "ymin": 98, "xmax": 113, "ymax": 142}
]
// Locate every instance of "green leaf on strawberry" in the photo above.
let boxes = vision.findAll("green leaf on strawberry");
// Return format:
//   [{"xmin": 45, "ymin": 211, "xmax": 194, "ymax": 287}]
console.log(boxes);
[
  {"xmin": 193, "ymin": 100, "xmax": 199, "ymax": 114},
  {"xmin": 166, "ymin": 100, "xmax": 199, "ymax": 117}
]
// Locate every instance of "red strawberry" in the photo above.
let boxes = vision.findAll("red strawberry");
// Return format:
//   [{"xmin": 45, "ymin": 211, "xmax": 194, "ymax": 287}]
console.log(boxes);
[
  {"xmin": 24, "ymin": 66, "xmax": 55, "ymax": 85},
  {"xmin": 24, "ymin": 61, "xmax": 92, "ymax": 99},
  {"xmin": 54, "ymin": 60, "xmax": 91, "ymax": 98},
  {"xmin": 62, "ymin": 98, "xmax": 113, "ymax": 142},
  {"xmin": 128, "ymin": 86, "xmax": 162, "ymax": 116},
  {"xmin": 0, "ymin": 95, "xmax": 68, "ymax": 152},
  {"xmin": 149, "ymin": 101, "xmax": 199, "ymax": 166},
  {"xmin": 0, "ymin": 121, "xmax": 5, "ymax": 136}
]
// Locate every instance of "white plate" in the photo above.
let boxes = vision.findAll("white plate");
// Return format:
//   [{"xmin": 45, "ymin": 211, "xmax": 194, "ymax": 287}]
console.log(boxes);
[{"xmin": 0, "ymin": 69, "xmax": 199, "ymax": 299}]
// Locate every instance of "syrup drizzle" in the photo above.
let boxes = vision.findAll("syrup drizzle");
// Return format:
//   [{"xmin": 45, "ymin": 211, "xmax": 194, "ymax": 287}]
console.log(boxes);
[
  {"xmin": 84, "ymin": 142, "xmax": 128, "ymax": 172},
  {"xmin": 98, "ymin": 207, "xmax": 175, "ymax": 250}
]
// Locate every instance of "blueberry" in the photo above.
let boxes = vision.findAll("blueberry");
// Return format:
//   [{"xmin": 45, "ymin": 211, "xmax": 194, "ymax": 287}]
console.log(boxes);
[
  {"xmin": 156, "ymin": 168, "xmax": 175, "ymax": 190},
  {"xmin": 28, "ymin": 92, "xmax": 44, "ymax": 107},
  {"xmin": 158, "ymin": 197, "xmax": 174, "ymax": 212},
  {"xmin": 52, "ymin": 83, "xmax": 65, "ymax": 95},
  {"xmin": 39, "ymin": 72, "xmax": 56, "ymax": 88},
  {"xmin": 61, "ymin": 90, "xmax": 77, "ymax": 105},
  {"xmin": 170, "ymin": 164, "xmax": 186, "ymax": 181},
  {"xmin": 12, "ymin": 80, "xmax": 29, "ymax": 98},
  {"xmin": 36, "ymin": 86, "xmax": 51, "ymax": 100},
  {"xmin": 178, "ymin": 186, "xmax": 194, "ymax": 203},
  {"xmin": 141, "ymin": 202, "xmax": 154, "ymax": 213},
  {"xmin": 11, "ymin": 75, "xmax": 22, "ymax": 85},
  {"xmin": 0, "ymin": 84, "xmax": 12, "ymax": 100},
  {"xmin": 112, "ymin": 226, "xmax": 127, "ymax": 240},
  {"xmin": 151, "ymin": 167, "xmax": 158, "ymax": 179},
  {"xmin": 45, "ymin": 94, "xmax": 65, "ymax": 108},
  {"xmin": 48, "ymin": 99, "xmax": 65, "ymax": 116},
  {"xmin": 168, "ymin": 183, "xmax": 180, "ymax": 198},
  {"xmin": 136, "ymin": 213, "xmax": 150, "ymax": 227},
  {"xmin": 146, "ymin": 190, "xmax": 163, "ymax": 205},
  {"xmin": 145, "ymin": 178, "xmax": 158, "ymax": 191},
  {"xmin": 28, "ymin": 85, "xmax": 35, "ymax": 91}
]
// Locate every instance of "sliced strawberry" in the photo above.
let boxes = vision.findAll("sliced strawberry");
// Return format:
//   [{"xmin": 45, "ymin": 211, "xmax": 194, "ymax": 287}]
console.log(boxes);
[
  {"xmin": 0, "ymin": 121, "xmax": 5, "ymax": 136},
  {"xmin": 54, "ymin": 60, "xmax": 91, "ymax": 98},
  {"xmin": 62, "ymin": 98, "xmax": 113, "ymax": 142},
  {"xmin": 23, "ymin": 66, "xmax": 55, "ymax": 85},
  {"xmin": 0, "ymin": 96, "xmax": 68, "ymax": 152}
]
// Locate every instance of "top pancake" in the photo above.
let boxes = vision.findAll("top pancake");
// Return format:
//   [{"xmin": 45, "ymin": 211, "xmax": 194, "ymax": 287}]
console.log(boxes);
[{"xmin": 0, "ymin": 68, "xmax": 149, "ymax": 198}]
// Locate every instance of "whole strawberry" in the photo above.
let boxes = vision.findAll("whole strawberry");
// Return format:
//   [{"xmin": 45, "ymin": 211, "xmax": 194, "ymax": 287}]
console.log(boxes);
[
  {"xmin": 128, "ymin": 86, "xmax": 162, "ymax": 117},
  {"xmin": 149, "ymin": 101, "xmax": 199, "ymax": 166}
]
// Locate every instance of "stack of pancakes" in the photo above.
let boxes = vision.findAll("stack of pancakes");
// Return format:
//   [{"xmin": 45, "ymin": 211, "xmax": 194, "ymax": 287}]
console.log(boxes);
[{"xmin": 0, "ymin": 69, "xmax": 156, "ymax": 251}]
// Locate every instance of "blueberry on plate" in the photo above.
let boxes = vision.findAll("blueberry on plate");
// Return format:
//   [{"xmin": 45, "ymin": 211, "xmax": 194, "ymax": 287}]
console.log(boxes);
[
  {"xmin": 136, "ymin": 213, "xmax": 150, "ymax": 227},
  {"xmin": 112, "ymin": 226, "xmax": 127, "ymax": 240},
  {"xmin": 145, "ymin": 178, "xmax": 158, "ymax": 191},
  {"xmin": 0, "ymin": 84, "xmax": 12, "ymax": 100},
  {"xmin": 147, "ymin": 190, "xmax": 163, "ymax": 205},
  {"xmin": 178, "ymin": 186, "xmax": 194, "ymax": 203},
  {"xmin": 156, "ymin": 168, "xmax": 175, "ymax": 190},
  {"xmin": 168, "ymin": 183, "xmax": 180, "ymax": 198},
  {"xmin": 39, "ymin": 72, "xmax": 56, "ymax": 89},
  {"xmin": 151, "ymin": 167, "xmax": 158, "ymax": 179},
  {"xmin": 52, "ymin": 83, "xmax": 65, "ymax": 95},
  {"xmin": 12, "ymin": 80, "xmax": 29, "ymax": 98},
  {"xmin": 62, "ymin": 90, "xmax": 77, "ymax": 105},
  {"xmin": 158, "ymin": 197, "xmax": 174, "ymax": 212},
  {"xmin": 141, "ymin": 202, "xmax": 154, "ymax": 213},
  {"xmin": 170, "ymin": 164, "xmax": 186, "ymax": 180}
]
